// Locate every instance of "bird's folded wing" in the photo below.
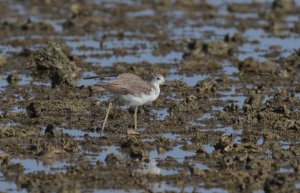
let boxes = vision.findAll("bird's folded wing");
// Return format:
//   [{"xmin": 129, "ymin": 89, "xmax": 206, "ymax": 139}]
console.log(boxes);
[
  {"xmin": 100, "ymin": 80, "xmax": 153, "ymax": 95},
  {"xmin": 117, "ymin": 73, "xmax": 143, "ymax": 81}
]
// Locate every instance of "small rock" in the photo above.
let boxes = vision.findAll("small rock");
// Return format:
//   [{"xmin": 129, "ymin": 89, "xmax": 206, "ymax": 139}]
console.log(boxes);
[
  {"xmin": 26, "ymin": 102, "xmax": 42, "ymax": 118},
  {"xmin": 127, "ymin": 129, "xmax": 140, "ymax": 135},
  {"xmin": 45, "ymin": 124, "xmax": 55, "ymax": 137},
  {"xmin": 189, "ymin": 166, "xmax": 205, "ymax": 176},
  {"xmin": 105, "ymin": 153, "xmax": 123, "ymax": 165},
  {"xmin": 130, "ymin": 147, "xmax": 149, "ymax": 159},
  {"xmin": 6, "ymin": 74, "xmax": 19, "ymax": 84}
]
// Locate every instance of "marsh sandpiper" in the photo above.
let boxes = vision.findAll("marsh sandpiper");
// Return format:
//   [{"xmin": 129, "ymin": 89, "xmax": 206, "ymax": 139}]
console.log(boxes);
[{"xmin": 98, "ymin": 73, "xmax": 165, "ymax": 132}]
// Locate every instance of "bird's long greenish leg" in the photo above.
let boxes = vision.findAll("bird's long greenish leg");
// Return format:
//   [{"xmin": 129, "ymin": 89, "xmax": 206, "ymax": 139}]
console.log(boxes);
[
  {"xmin": 102, "ymin": 102, "xmax": 112, "ymax": 132},
  {"xmin": 134, "ymin": 106, "xmax": 138, "ymax": 130}
]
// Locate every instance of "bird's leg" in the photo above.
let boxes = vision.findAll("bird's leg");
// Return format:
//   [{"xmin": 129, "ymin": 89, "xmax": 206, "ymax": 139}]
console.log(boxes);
[
  {"xmin": 102, "ymin": 102, "xmax": 112, "ymax": 132},
  {"xmin": 134, "ymin": 106, "xmax": 138, "ymax": 130}
]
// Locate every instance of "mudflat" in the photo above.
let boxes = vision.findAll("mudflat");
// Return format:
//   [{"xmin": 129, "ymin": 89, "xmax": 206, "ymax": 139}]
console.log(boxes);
[{"xmin": 0, "ymin": 0, "xmax": 300, "ymax": 192}]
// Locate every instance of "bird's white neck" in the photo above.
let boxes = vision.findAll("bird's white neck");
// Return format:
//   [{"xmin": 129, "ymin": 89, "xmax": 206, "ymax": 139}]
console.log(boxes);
[{"xmin": 151, "ymin": 82, "xmax": 160, "ymax": 95}]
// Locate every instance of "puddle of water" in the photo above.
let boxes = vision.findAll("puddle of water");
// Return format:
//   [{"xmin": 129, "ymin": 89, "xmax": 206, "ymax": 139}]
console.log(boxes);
[
  {"xmin": 17, "ymin": 74, "xmax": 32, "ymax": 86},
  {"xmin": 79, "ymin": 71, "xmax": 99, "ymax": 87},
  {"xmin": 11, "ymin": 159, "xmax": 68, "ymax": 174},
  {"xmin": 223, "ymin": 64, "xmax": 239, "ymax": 76},
  {"xmin": 144, "ymin": 133, "xmax": 178, "ymax": 143},
  {"xmin": 166, "ymin": 73, "xmax": 209, "ymax": 87},
  {"xmin": 234, "ymin": 12, "xmax": 258, "ymax": 19},
  {"xmin": 151, "ymin": 145, "xmax": 195, "ymax": 164},
  {"xmin": 32, "ymin": 81, "xmax": 52, "ymax": 87},
  {"xmin": 192, "ymin": 113, "xmax": 212, "ymax": 126},
  {"xmin": 94, "ymin": 189, "xmax": 142, "ymax": 193},
  {"xmin": 219, "ymin": 86, "xmax": 247, "ymax": 107},
  {"xmin": 256, "ymin": 136, "xmax": 264, "ymax": 146},
  {"xmin": 0, "ymin": 75, "xmax": 9, "ymax": 91},
  {"xmin": 266, "ymin": 149, "xmax": 272, "ymax": 158},
  {"xmin": 148, "ymin": 182, "xmax": 188, "ymax": 193},
  {"xmin": 149, "ymin": 182, "xmax": 228, "ymax": 193},
  {"xmin": 97, "ymin": 51, "xmax": 182, "ymax": 67},
  {"xmin": 199, "ymin": 113, "xmax": 212, "ymax": 121},
  {"xmin": 0, "ymin": 122, "xmax": 19, "ymax": 126},
  {"xmin": 280, "ymin": 141, "xmax": 290, "ymax": 150},
  {"xmin": 238, "ymin": 28, "xmax": 300, "ymax": 61},
  {"xmin": 137, "ymin": 158, "xmax": 181, "ymax": 175},
  {"xmin": 204, "ymin": 144, "xmax": 215, "ymax": 154},
  {"xmin": 278, "ymin": 167, "xmax": 294, "ymax": 174},
  {"xmin": 170, "ymin": 23, "xmax": 237, "ymax": 40},
  {"xmin": 233, "ymin": 136, "xmax": 242, "ymax": 144},
  {"xmin": 198, "ymin": 187, "xmax": 228, "ymax": 193},
  {"xmin": 136, "ymin": 159, "xmax": 161, "ymax": 175},
  {"xmin": 98, "ymin": 95, "xmax": 110, "ymax": 102},
  {"xmin": 88, "ymin": 146, "xmax": 120, "ymax": 164},
  {"xmin": 201, "ymin": 126, "xmax": 242, "ymax": 136},
  {"xmin": 0, "ymin": 172, "xmax": 27, "ymax": 193},
  {"xmin": 61, "ymin": 128, "xmax": 101, "ymax": 140},
  {"xmin": 65, "ymin": 34, "xmax": 182, "ymax": 67},
  {"xmin": 0, "ymin": 73, "xmax": 32, "ymax": 92},
  {"xmin": 151, "ymin": 108, "xmax": 169, "ymax": 121},
  {"xmin": 11, "ymin": 106, "xmax": 26, "ymax": 113},
  {"xmin": 160, "ymin": 133, "xmax": 178, "ymax": 140},
  {"xmin": 252, "ymin": 190, "xmax": 265, "ymax": 193},
  {"xmin": 127, "ymin": 9, "xmax": 155, "ymax": 17},
  {"xmin": 160, "ymin": 168, "xmax": 181, "ymax": 175},
  {"xmin": 212, "ymin": 105, "xmax": 224, "ymax": 111},
  {"xmin": 190, "ymin": 161, "xmax": 209, "ymax": 170},
  {"xmin": 215, "ymin": 126, "xmax": 242, "ymax": 135}
]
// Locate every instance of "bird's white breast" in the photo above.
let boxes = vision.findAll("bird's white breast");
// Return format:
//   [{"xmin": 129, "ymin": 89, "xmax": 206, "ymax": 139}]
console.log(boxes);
[{"xmin": 121, "ymin": 87, "xmax": 160, "ymax": 106}]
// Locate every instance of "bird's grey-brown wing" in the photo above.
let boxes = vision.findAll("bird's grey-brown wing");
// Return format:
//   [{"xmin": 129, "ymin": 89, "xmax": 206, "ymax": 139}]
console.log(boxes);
[
  {"xmin": 100, "ymin": 73, "xmax": 153, "ymax": 95},
  {"xmin": 116, "ymin": 73, "xmax": 143, "ymax": 81}
]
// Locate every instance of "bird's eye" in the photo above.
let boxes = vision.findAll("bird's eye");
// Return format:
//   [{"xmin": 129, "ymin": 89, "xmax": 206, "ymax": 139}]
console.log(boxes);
[{"xmin": 157, "ymin": 77, "xmax": 160, "ymax": 80}]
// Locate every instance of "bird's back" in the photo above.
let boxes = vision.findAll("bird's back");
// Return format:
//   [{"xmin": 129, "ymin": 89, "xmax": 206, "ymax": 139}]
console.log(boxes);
[{"xmin": 99, "ymin": 73, "xmax": 154, "ymax": 96}]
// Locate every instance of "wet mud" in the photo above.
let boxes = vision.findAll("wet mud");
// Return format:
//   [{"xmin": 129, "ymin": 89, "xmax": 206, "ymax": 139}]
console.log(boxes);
[{"xmin": 0, "ymin": 0, "xmax": 300, "ymax": 193}]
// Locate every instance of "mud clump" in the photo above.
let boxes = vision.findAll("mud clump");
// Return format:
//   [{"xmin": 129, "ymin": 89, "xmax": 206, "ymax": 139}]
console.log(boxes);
[
  {"xmin": 264, "ymin": 174, "xmax": 294, "ymax": 193},
  {"xmin": 224, "ymin": 33, "xmax": 245, "ymax": 43},
  {"xmin": 194, "ymin": 79, "xmax": 217, "ymax": 94},
  {"xmin": 228, "ymin": 2, "xmax": 261, "ymax": 12},
  {"xmin": 238, "ymin": 57, "xmax": 277, "ymax": 74},
  {"xmin": 180, "ymin": 55, "xmax": 221, "ymax": 74},
  {"xmin": 26, "ymin": 102, "xmax": 42, "ymax": 118},
  {"xmin": 63, "ymin": 9, "xmax": 102, "ymax": 33},
  {"xmin": 293, "ymin": 21, "xmax": 300, "ymax": 34},
  {"xmin": 272, "ymin": 0, "xmax": 296, "ymax": 12},
  {"xmin": 31, "ymin": 42, "xmax": 81, "ymax": 87},
  {"xmin": 281, "ymin": 49, "xmax": 300, "ymax": 71},
  {"xmin": 242, "ymin": 90, "xmax": 300, "ymax": 132},
  {"xmin": 0, "ymin": 126, "xmax": 16, "ymax": 137},
  {"xmin": 0, "ymin": 55, "xmax": 7, "ymax": 66},
  {"xmin": 105, "ymin": 153, "xmax": 124, "ymax": 165},
  {"xmin": 0, "ymin": 19, "xmax": 54, "ymax": 36},
  {"xmin": 185, "ymin": 40, "xmax": 235, "ymax": 58},
  {"xmin": 26, "ymin": 100, "xmax": 93, "ymax": 118},
  {"xmin": 180, "ymin": 40, "xmax": 237, "ymax": 73},
  {"xmin": 121, "ymin": 136, "xmax": 149, "ymax": 159}
]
